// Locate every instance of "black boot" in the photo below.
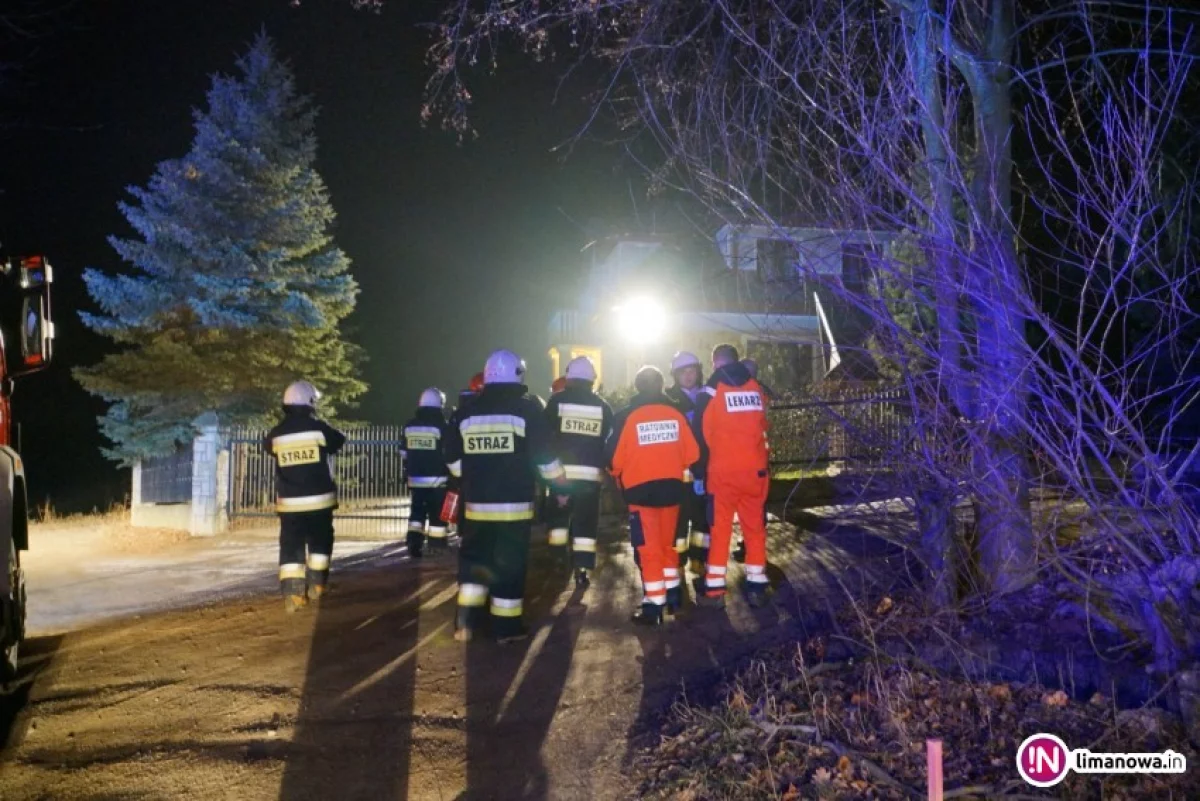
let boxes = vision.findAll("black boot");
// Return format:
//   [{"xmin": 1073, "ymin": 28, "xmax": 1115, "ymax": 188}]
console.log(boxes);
[
  {"xmin": 631, "ymin": 603, "xmax": 663, "ymax": 627},
  {"xmin": 574, "ymin": 568, "xmax": 591, "ymax": 589},
  {"xmin": 406, "ymin": 531, "xmax": 424, "ymax": 559}
]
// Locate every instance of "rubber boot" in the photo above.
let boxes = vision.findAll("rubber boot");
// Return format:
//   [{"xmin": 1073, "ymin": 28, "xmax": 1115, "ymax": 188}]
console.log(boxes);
[
  {"xmin": 406, "ymin": 530, "xmax": 424, "ymax": 559},
  {"xmin": 631, "ymin": 602, "xmax": 663, "ymax": 627},
  {"xmin": 693, "ymin": 576, "xmax": 726, "ymax": 609},
  {"xmin": 574, "ymin": 568, "xmax": 591, "ymax": 589}
]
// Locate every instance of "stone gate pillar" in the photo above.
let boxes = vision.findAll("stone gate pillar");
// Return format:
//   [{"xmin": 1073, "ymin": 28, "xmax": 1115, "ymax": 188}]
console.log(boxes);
[{"xmin": 189, "ymin": 412, "xmax": 229, "ymax": 536}]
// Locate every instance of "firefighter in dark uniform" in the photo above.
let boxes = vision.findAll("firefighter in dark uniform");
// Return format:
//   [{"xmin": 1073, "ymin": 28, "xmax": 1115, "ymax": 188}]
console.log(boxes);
[
  {"xmin": 445, "ymin": 349, "xmax": 565, "ymax": 643},
  {"xmin": 402, "ymin": 387, "xmax": 451, "ymax": 558},
  {"xmin": 445, "ymin": 373, "xmax": 485, "ymax": 540},
  {"xmin": 665, "ymin": 351, "xmax": 711, "ymax": 574},
  {"xmin": 264, "ymin": 381, "xmax": 347, "ymax": 613},
  {"xmin": 543, "ymin": 356, "xmax": 613, "ymax": 589}
]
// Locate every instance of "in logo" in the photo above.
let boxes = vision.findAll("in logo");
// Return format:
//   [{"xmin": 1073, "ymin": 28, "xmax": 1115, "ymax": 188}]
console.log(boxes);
[
  {"xmin": 1016, "ymin": 733, "xmax": 1070, "ymax": 788},
  {"xmin": 277, "ymin": 445, "xmax": 320, "ymax": 466},
  {"xmin": 407, "ymin": 434, "xmax": 438, "ymax": 450}
]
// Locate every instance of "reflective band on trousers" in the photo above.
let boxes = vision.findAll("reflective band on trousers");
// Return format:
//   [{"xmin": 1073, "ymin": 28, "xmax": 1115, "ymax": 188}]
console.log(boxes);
[
  {"xmin": 707, "ymin": 565, "xmax": 728, "ymax": 575},
  {"xmin": 465, "ymin": 501, "xmax": 533, "ymax": 521},
  {"xmin": 491, "ymin": 597, "xmax": 523, "ymax": 617},
  {"xmin": 457, "ymin": 583, "xmax": 488, "ymax": 607},
  {"xmin": 563, "ymin": 464, "xmax": 603, "ymax": 482},
  {"xmin": 427, "ymin": 526, "xmax": 447, "ymax": 539},
  {"xmin": 448, "ymin": 459, "xmax": 463, "ymax": 477},
  {"xmin": 277, "ymin": 492, "xmax": 337, "ymax": 513},
  {"xmin": 691, "ymin": 532, "xmax": 711, "ymax": 548},
  {"xmin": 548, "ymin": 528, "xmax": 569, "ymax": 546},
  {"xmin": 643, "ymin": 595, "xmax": 666, "ymax": 605},
  {"xmin": 280, "ymin": 563, "xmax": 306, "ymax": 580},
  {"xmin": 643, "ymin": 580, "xmax": 666, "ymax": 592},
  {"xmin": 409, "ymin": 476, "xmax": 449, "ymax": 488},
  {"xmin": 664, "ymin": 567, "xmax": 680, "ymax": 589},
  {"xmin": 408, "ymin": 522, "xmax": 426, "ymax": 534},
  {"xmin": 573, "ymin": 537, "xmax": 597, "ymax": 553},
  {"xmin": 745, "ymin": 564, "xmax": 769, "ymax": 583},
  {"xmin": 307, "ymin": 553, "xmax": 330, "ymax": 570},
  {"xmin": 706, "ymin": 577, "xmax": 727, "ymax": 588}
]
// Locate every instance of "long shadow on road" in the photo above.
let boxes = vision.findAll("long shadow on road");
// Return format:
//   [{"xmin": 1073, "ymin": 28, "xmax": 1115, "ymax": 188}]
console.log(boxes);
[
  {"xmin": 460, "ymin": 530, "xmax": 585, "ymax": 801},
  {"xmin": 278, "ymin": 543, "xmax": 454, "ymax": 801}
]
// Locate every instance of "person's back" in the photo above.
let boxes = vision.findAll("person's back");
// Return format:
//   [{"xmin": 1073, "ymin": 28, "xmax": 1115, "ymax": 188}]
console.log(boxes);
[
  {"xmin": 692, "ymin": 345, "xmax": 771, "ymax": 608},
  {"xmin": 263, "ymin": 381, "xmax": 347, "ymax": 613},
  {"xmin": 403, "ymin": 389, "xmax": 451, "ymax": 556},
  {"xmin": 608, "ymin": 366, "xmax": 700, "ymax": 623}
]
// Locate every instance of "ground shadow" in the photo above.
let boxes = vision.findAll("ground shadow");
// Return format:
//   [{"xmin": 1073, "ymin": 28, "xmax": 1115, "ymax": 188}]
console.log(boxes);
[
  {"xmin": 278, "ymin": 542, "xmax": 454, "ymax": 801},
  {"xmin": 458, "ymin": 526, "xmax": 586, "ymax": 801},
  {"xmin": 0, "ymin": 634, "xmax": 65, "ymax": 754}
]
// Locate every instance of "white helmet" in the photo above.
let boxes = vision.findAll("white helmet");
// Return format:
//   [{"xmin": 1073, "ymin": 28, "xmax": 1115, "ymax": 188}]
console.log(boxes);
[
  {"xmin": 419, "ymin": 387, "xmax": 446, "ymax": 408},
  {"xmin": 565, "ymin": 355, "xmax": 597, "ymax": 383},
  {"xmin": 283, "ymin": 380, "xmax": 320, "ymax": 407},
  {"xmin": 671, "ymin": 351, "xmax": 701, "ymax": 373},
  {"xmin": 484, "ymin": 349, "xmax": 526, "ymax": 384}
]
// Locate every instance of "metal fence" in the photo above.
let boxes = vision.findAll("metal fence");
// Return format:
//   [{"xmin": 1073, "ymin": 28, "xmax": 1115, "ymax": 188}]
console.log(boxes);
[
  {"xmin": 140, "ymin": 444, "xmax": 194, "ymax": 504},
  {"xmin": 226, "ymin": 424, "xmax": 410, "ymax": 537},
  {"xmin": 767, "ymin": 385, "xmax": 912, "ymax": 468}
]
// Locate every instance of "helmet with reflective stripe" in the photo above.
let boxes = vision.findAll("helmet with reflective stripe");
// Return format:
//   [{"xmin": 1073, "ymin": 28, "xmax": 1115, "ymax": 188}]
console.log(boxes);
[
  {"xmin": 468, "ymin": 372, "xmax": 485, "ymax": 393},
  {"xmin": 283, "ymin": 380, "xmax": 320, "ymax": 407},
  {"xmin": 565, "ymin": 355, "xmax": 596, "ymax": 383},
  {"xmin": 671, "ymin": 351, "xmax": 701, "ymax": 373},
  {"xmin": 419, "ymin": 387, "xmax": 446, "ymax": 408},
  {"xmin": 551, "ymin": 376, "xmax": 568, "ymax": 394},
  {"xmin": 484, "ymin": 349, "xmax": 526, "ymax": 384}
]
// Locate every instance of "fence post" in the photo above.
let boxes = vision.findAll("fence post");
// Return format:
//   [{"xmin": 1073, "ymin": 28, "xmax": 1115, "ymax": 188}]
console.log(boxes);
[
  {"xmin": 189, "ymin": 412, "xmax": 227, "ymax": 536},
  {"xmin": 131, "ymin": 460, "xmax": 143, "ymax": 507}
]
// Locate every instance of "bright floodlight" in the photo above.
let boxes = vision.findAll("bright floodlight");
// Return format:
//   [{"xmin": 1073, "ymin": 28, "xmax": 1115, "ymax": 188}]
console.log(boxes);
[{"xmin": 614, "ymin": 296, "xmax": 666, "ymax": 345}]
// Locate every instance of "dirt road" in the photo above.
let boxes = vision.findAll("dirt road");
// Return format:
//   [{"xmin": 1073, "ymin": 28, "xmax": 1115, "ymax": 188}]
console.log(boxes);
[{"xmin": 0, "ymin": 509, "xmax": 907, "ymax": 800}]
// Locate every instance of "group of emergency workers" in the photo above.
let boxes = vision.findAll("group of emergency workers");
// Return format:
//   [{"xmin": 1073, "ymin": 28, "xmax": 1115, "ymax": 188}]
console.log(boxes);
[{"xmin": 262, "ymin": 342, "xmax": 773, "ymax": 642}]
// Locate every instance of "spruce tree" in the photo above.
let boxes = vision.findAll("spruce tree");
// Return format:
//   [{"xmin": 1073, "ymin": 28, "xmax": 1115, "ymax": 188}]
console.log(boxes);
[{"xmin": 76, "ymin": 34, "xmax": 366, "ymax": 465}]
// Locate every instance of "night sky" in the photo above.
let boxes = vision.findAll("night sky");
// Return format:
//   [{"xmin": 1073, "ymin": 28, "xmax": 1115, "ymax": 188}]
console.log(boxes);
[{"xmin": 1, "ymin": 0, "xmax": 640, "ymax": 512}]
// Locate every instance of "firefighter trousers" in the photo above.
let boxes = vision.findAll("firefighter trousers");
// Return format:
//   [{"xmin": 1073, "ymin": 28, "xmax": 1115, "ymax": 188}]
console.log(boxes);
[
  {"xmin": 702, "ymin": 470, "xmax": 769, "ymax": 598},
  {"xmin": 630, "ymin": 505, "xmax": 682, "ymax": 612},
  {"xmin": 546, "ymin": 480, "xmax": 601, "ymax": 570},
  {"xmin": 455, "ymin": 518, "xmax": 532, "ymax": 638},
  {"xmin": 279, "ymin": 509, "xmax": 335, "ymax": 597},
  {"xmin": 408, "ymin": 486, "xmax": 449, "ymax": 554},
  {"xmin": 679, "ymin": 488, "xmax": 712, "ymax": 568}
]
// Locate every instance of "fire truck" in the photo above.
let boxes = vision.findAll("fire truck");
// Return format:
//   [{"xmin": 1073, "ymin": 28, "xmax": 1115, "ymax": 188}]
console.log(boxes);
[{"xmin": 0, "ymin": 254, "xmax": 54, "ymax": 683}]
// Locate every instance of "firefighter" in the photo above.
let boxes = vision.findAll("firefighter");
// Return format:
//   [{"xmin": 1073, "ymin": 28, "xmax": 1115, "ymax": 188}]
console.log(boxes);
[
  {"xmin": 264, "ymin": 380, "xmax": 347, "ymax": 613},
  {"xmin": 544, "ymin": 356, "xmax": 613, "ymax": 589},
  {"xmin": 665, "ymin": 351, "xmax": 711, "ymax": 574},
  {"xmin": 445, "ymin": 349, "xmax": 566, "ymax": 643},
  {"xmin": 402, "ymin": 387, "xmax": 451, "ymax": 558},
  {"xmin": 692, "ymin": 344, "xmax": 772, "ymax": 608},
  {"xmin": 607, "ymin": 366, "xmax": 699, "ymax": 624}
]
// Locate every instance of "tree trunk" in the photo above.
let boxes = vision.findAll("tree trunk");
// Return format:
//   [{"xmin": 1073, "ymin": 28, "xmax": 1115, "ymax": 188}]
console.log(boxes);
[{"xmin": 965, "ymin": 0, "xmax": 1034, "ymax": 594}]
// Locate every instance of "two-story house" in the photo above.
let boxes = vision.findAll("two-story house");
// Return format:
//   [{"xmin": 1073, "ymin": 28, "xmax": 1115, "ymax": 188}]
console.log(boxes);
[{"xmin": 547, "ymin": 223, "xmax": 891, "ymax": 393}]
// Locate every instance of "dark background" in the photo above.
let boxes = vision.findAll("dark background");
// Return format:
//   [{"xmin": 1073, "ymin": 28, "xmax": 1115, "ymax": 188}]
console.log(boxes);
[{"xmin": 0, "ymin": 0, "xmax": 639, "ymax": 513}]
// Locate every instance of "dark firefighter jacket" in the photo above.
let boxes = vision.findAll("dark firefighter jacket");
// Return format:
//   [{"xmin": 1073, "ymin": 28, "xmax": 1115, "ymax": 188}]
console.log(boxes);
[
  {"xmin": 543, "ymin": 379, "xmax": 614, "ymax": 484},
  {"xmin": 606, "ymin": 390, "xmax": 700, "ymax": 507},
  {"xmin": 444, "ymin": 383, "xmax": 565, "ymax": 522},
  {"xmin": 264, "ymin": 405, "xmax": 348, "ymax": 513},
  {"xmin": 402, "ymin": 406, "xmax": 450, "ymax": 488}
]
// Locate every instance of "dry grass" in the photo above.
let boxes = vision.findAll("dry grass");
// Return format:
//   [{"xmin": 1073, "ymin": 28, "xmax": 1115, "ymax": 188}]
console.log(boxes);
[
  {"xmin": 632, "ymin": 590, "xmax": 1200, "ymax": 800},
  {"xmin": 33, "ymin": 500, "xmax": 130, "ymax": 528}
]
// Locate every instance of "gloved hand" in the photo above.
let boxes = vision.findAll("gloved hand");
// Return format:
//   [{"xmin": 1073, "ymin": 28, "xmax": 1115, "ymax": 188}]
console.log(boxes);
[{"xmin": 693, "ymin": 479, "xmax": 705, "ymax": 496}]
